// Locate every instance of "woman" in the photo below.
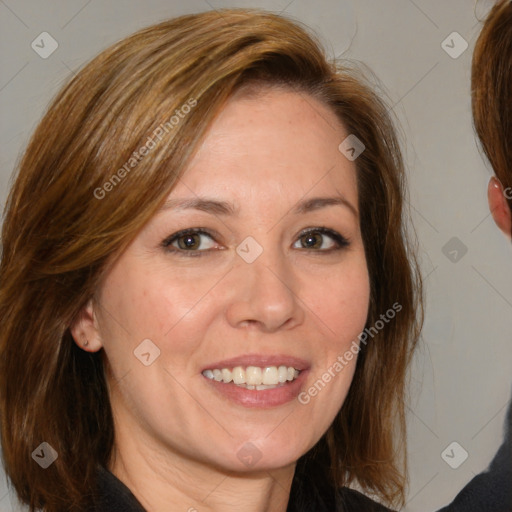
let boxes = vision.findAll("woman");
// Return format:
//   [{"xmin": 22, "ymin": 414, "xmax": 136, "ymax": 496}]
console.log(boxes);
[
  {"xmin": 0, "ymin": 9, "xmax": 422, "ymax": 512},
  {"xmin": 438, "ymin": 1, "xmax": 512, "ymax": 509}
]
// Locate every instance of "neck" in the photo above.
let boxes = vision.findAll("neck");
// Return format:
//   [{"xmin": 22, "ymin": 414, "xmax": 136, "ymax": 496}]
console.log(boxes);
[{"xmin": 108, "ymin": 424, "xmax": 296, "ymax": 512}]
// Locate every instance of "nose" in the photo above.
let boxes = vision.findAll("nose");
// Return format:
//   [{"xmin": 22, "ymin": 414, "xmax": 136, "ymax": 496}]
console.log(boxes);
[{"xmin": 224, "ymin": 247, "xmax": 305, "ymax": 333}]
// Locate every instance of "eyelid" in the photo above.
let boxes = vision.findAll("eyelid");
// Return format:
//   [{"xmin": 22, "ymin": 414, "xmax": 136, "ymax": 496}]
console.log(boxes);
[
  {"xmin": 161, "ymin": 226, "xmax": 350, "ymax": 256},
  {"xmin": 162, "ymin": 227, "xmax": 212, "ymax": 245},
  {"xmin": 161, "ymin": 228, "xmax": 222, "ymax": 254},
  {"xmin": 295, "ymin": 227, "xmax": 350, "ymax": 249}
]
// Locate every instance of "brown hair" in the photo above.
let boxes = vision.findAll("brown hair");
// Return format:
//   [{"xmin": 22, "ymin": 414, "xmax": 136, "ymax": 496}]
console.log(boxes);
[
  {"xmin": 472, "ymin": 0, "xmax": 512, "ymax": 200},
  {"xmin": 0, "ymin": 9, "xmax": 422, "ymax": 511}
]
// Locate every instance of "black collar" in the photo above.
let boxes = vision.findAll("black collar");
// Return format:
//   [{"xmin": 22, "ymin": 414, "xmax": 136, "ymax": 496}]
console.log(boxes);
[{"xmin": 91, "ymin": 465, "xmax": 146, "ymax": 512}]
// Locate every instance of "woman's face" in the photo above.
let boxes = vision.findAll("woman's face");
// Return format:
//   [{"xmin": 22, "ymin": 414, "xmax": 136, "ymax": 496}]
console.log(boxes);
[{"xmin": 86, "ymin": 88, "xmax": 370, "ymax": 473}]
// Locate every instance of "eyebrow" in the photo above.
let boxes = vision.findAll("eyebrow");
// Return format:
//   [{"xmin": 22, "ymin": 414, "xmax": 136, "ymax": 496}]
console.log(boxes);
[
  {"xmin": 293, "ymin": 196, "xmax": 358, "ymax": 218},
  {"xmin": 159, "ymin": 195, "xmax": 358, "ymax": 218},
  {"xmin": 159, "ymin": 198, "xmax": 237, "ymax": 216}
]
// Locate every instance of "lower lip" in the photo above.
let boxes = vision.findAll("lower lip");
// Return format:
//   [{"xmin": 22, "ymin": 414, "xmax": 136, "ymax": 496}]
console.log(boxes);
[{"xmin": 203, "ymin": 370, "xmax": 309, "ymax": 408}]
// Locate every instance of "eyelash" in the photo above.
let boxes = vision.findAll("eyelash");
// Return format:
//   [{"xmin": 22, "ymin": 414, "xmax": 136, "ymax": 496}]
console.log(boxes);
[{"xmin": 161, "ymin": 227, "xmax": 350, "ymax": 257}]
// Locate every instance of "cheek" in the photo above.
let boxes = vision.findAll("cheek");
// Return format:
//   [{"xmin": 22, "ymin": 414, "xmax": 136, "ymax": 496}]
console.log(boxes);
[
  {"xmin": 307, "ymin": 263, "xmax": 370, "ymax": 346},
  {"xmin": 97, "ymin": 260, "xmax": 223, "ymax": 360},
  {"xmin": 295, "ymin": 266, "xmax": 369, "ymax": 442},
  {"xmin": 99, "ymin": 272, "xmax": 166, "ymax": 337}
]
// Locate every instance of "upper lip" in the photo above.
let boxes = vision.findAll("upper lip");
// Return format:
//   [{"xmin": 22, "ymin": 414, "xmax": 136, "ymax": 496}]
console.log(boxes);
[{"xmin": 202, "ymin": 354, "xmax": 310, "ymax": 372}]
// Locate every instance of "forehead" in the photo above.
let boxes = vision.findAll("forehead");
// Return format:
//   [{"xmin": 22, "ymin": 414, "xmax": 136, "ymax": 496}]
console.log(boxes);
[{"xmin": 174, "ymin": 88, "xmax": 357, "ymax": 205}]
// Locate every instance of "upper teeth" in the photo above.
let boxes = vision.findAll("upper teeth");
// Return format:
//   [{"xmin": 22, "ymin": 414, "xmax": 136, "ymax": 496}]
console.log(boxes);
[{"xmin": 202, "ymin": 366, "xmax": 300, "ymax": 386}]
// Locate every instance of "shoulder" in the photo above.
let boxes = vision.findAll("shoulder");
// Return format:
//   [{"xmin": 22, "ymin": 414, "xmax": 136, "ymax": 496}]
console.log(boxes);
[
  {"xmin": 336, "ymin": 487, "xmax": 396, "ymax": 512},
  {"xmin": 437, "ymin": 402, "xmax": 511, "ymax": 512}
]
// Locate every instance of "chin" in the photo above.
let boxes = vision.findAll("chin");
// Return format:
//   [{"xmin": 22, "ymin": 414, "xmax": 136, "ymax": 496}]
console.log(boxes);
[{"xmin": 214, "ymin": 435, "xmax": 312, "ymax": 473}]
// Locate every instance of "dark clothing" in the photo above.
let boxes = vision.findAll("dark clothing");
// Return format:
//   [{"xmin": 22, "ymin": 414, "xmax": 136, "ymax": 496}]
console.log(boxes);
[
  {"xmin": 89, "ymin": 464, "xmax": 393, "ymax": 512},
  {"xmin": 437, "ymin": 441, "xmax": 512, "ymax": 512},
  {"xmin": 437, "ymin": 398, "xmax": 512, "ymax": 512},
  {"xmin": 90, "ymin": 465, "xmax": 146, "ymax": 512}
]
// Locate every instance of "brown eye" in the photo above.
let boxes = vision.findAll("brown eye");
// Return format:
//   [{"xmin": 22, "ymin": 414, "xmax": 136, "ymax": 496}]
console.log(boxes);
[
  {"xmin": 177, "ymin": 233, "xmax": 202, "ymax": 250},
  {"xmin": 163, "ymin": 229, "xmax": 218, "ymax": 254},
  {"xmin": 293, "ymin": 228, "xmax": 349, "ymax": 251},
  {"xmin": 300, "ymin": 232, "xmax": 323, "ymax": 249}
]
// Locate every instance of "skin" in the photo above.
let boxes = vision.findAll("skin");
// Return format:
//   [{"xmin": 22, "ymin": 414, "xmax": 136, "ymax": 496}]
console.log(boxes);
[
  {"xmin": 71, "ymin": 88, "xmax": 370, "ymax": 512},
  {"xmin": 488, "ymin": 176, "xmax": 512, "ymax": 238}
]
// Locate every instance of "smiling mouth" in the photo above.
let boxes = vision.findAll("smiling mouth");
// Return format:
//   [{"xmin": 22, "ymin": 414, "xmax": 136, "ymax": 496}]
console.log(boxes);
[{"xmin": 202, "ymin": 365, "xmax": 301, "ymax": 390}]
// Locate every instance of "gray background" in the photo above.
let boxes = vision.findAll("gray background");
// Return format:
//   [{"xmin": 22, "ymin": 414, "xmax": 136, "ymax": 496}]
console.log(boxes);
[{"xmin": 0, "ymin": 1, "xmax": 511, "ymax": 511}]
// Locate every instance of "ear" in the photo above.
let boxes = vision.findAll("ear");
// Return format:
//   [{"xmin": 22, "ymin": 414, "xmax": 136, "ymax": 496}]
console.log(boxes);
[
  {"xmin": 488, "ymin": 177, "xmax": 512, "ymax": 240},
  {"xmin": 69, "ymin": 298, "xmax": 103, "ymax": 352}
]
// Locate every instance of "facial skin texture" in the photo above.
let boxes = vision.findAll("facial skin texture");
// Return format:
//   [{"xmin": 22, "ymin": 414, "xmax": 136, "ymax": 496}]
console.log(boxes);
[{"xmin": 72, "ymin": 89, "xmax": 370, "ymax": 512}]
